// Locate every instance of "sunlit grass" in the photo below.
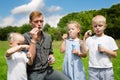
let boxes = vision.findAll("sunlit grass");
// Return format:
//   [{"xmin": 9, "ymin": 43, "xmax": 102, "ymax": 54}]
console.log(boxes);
[{"xmin": 0, "ymin": 40, "xmax": 119, "ymax": 80}]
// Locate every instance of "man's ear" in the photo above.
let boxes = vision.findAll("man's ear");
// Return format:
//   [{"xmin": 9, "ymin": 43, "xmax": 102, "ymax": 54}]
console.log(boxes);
[{"xmin": 29, "ymin": 20, "xmax": 31, "ymax": 23}]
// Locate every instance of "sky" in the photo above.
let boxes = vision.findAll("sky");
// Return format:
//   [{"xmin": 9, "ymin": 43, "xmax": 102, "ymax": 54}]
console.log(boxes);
[{"xmin": 0, "ymin": 0, "xmax": 120, "ymax": 28}]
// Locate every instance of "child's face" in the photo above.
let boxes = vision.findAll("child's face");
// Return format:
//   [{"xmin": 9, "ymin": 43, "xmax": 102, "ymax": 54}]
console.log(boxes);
[
  {"xmin": 10, "ymin": 36, "xmax": 25, "ymax": 47},
  {"xmin": 68, "ymin": 24, "xmax": 80, "ymax": 39},
  {"xmin": 92, "ymin": 17, "xmax": 106, "ymax": 36},
  {"xmin": 11, "ymin": 41, "xmax": 24, "ymax": 47}
]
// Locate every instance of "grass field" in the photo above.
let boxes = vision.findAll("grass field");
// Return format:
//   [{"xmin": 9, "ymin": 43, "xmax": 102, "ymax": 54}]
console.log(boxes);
[{"xmin": 0, "ymin": 40, "xmax": 120, "ymax": 80}]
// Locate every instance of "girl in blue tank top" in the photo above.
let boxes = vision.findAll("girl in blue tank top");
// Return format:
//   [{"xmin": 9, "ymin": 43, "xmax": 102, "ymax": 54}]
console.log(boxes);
[{"xmin": 60, "ymin": 21, "xmax": 87, "ymax": 80}]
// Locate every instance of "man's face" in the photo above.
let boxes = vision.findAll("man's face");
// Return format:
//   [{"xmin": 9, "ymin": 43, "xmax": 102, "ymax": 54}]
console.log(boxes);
[{"xmin": 30, "ymin": 16, "xmax": 44, "ymax": 30}]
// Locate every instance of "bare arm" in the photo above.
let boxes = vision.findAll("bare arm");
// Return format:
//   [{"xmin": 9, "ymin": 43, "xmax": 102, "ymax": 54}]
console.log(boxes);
[
  {"xmin": 72, "ymin": 39, "xmax": 87, "ymax": 58},
  {"xmin": 105, "ymin": 49, "xmax": 117, "ymax": 58},
  {"xmin": 28, "ymin": 39, "xmax": 36, "ymax": 62},
  {"xmin": 6, "ymin": 45, "xmax": 29, "ymax": 57},
  {"xmin": 76, "ymin": 30, "xmax": 92, "ymax": 57},
  {"xmin": 60, "ymin": 40, "xmax": 66, "ymax": 53},
  {"xmin": 26, "ymin": 52, "xmax": 33, "ymax": 65},
  {"xmin": 79, "ymin": 39, "xmax": 87, "ymax": 58},
  {"xmin": 60, "ymin": 34, "xmax": 67, "ymax": 53},
  {"xmin": 77, "ymin": 30, "xmax": 92, "ymax": 58},
  {"xmin": 28, "ymin": 28, "xmax": 39, "ymax": 61},
  {"xmin": 98, "ymin": 46, "xmax": 117, "ymax": 58}
]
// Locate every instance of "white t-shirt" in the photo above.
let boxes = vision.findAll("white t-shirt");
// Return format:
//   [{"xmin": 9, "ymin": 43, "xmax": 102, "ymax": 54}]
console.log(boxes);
[
  {"xmin": 86, "ymin": 35, "xmax": 118, "ymax": 68},
  {"xmin": 6, "ymin": 51, "xmax": 28, "ymax": 80}
]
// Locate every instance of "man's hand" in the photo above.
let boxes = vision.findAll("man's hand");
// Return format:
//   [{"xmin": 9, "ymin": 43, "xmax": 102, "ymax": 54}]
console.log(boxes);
[
  {"xmin": 48, "ymin": 54, "xmax": 55, "ymax": 64},
  {"xmin": 30, "ymin": 28, "xmax": 40, "ymax": 40}
]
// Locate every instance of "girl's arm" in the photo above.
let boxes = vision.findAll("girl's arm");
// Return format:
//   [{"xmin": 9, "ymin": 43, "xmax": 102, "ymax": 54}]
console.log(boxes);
[
  {"xmin": 73, "ymin": 30, "xmax": 90, "ymax": 58},
  {"xmin": 60, "ymin": 40, "xmax": 66, "ymax": 53},
  {"xmin": 80, "ymin": 39, "xmax": 88, "ymax": 58},
  {"xmin": 78, "ymin": 30, "xmax": 91, "ymax": 58},
  {"xmin": 60, "ymin": 34, "xmax": 67, "ymax": 53},
  {"xmin": 72, "ymin": 40, "xmax": 87, "ymax": 58}
]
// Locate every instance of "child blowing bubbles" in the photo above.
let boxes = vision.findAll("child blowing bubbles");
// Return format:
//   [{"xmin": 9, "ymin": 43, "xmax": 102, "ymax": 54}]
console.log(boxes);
[
  {"xmin": 60, "ymin": 21, "xmax": 86, "ymax": 80},
  {"xmin": 84, "ymin": 15, "xmax": 118, "ymax": 80},
  {"xmin": 5, "ymin": 32, "xmax": 33, "ymax": 80}
]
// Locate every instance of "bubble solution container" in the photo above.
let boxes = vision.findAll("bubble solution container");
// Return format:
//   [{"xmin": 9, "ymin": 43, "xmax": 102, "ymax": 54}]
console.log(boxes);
[
  {"xmin": 98, "ymin": 44, "xmax": 103, "ymax": 54},
  {"xmin": 72, "ymin": 44, "xmax": 76, "ymax": 50}
]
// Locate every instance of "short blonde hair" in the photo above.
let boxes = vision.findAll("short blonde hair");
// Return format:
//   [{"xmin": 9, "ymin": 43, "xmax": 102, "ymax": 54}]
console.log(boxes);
[
  {"xmin": 92, "ymin": 15, "xmax": 106, "ymax": 24},
  {"xmin": 7, "ymin": 32, "xmax": 25, "ymax": 42}
]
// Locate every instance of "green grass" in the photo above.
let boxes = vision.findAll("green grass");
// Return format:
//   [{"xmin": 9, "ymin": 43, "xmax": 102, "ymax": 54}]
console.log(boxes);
[
  {"xmin": 0, "ymin": 40, "xmax": 120, "ymax": 80},
  {"xmin": 0, "ymin": 41, "xmax": 9, "ymax": 80}
]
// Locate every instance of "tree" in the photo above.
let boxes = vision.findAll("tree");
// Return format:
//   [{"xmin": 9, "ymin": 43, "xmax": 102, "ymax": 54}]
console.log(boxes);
[
  {"xmin": 43, "ymin": 23, "xmax": 51, "ymax": 32},
  {"xmin": 17, "ymin": 24, "xmax": 32, "ymax": 34},
  {"xmin": 0, "ymin": 26, "xmax": 18, "ymax": 40}
]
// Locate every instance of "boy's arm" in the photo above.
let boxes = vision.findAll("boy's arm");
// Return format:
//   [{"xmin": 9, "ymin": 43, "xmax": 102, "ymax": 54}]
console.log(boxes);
[
  {"xmin": 6, "ymin": 46, "xmax": 22, "ymax": 57},
  {"xmin": 6, "ymin": 45, "xmax": 29, "ymax": 57},
  {"xmin": 105, "ymin": 49, "xmax": 117, "ymax": 58},
  {"xmin": 98, "ymin": 46, "xmax": 117, "ymax": 58}
]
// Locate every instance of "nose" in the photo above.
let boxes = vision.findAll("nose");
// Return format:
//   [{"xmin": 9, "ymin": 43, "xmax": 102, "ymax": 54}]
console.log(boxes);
[
  {"xmin": 38, "ymin": 22, "xmax": 41, "ymax": 26},
  {"xmin": 37, "ymin": 21, "xmax": 43, "ymax": 28},
  {"xmin": 96, "ymin": 25, "xmax": 100, "ymax": 29}
]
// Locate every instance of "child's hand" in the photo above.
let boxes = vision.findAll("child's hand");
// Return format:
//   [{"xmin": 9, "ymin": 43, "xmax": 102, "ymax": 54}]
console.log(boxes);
[
  {"xmin": 62, "ymin": 34, "xmax": 68, "ymax": 40},
  {"xmin": 98, "ymin": 44, "xmax": 105, "ymax": 53},
  {"xmin": 84, "ymin": 30, "xmax": 92, "ymax": 40},
  {"xmin": 21, "ymin": 45, "xmax": 30, "ymax": 50},
  {"xmin": 72, "ymin": 49, "xmax": 79, "ymax": 55}
]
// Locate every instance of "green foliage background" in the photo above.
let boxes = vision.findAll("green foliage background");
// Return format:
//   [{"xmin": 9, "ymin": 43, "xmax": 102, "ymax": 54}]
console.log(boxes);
[{"xmin": 0, "ymin": 3, "xmax": 120, "ymax": 41}]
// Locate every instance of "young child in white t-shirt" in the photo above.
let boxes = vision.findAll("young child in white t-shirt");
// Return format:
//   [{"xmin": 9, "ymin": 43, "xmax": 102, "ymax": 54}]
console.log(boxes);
[
  {"xmin": 5, "ymin": 32, "xmax": 33, "ymax": 80},
  {"xmin": 84, "ymin": 15, "xmax": 118, "ymax": 80}
]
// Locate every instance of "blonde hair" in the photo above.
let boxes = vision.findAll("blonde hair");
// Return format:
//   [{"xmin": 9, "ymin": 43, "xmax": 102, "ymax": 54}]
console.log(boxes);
[
  {"xmin": 67, "ymin": 21, "xmax": 81, "ymax": 37},
  {"xmin": 7, "ymin": 32, "xmax": 25, "ymax": 42},
  {"xmin": 92, "ymin": 15, "xmax": 106, "ymax": 24},
  {"xmin": 29, "ymin": 11, "xmax": 43, "ymax": 22}
]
